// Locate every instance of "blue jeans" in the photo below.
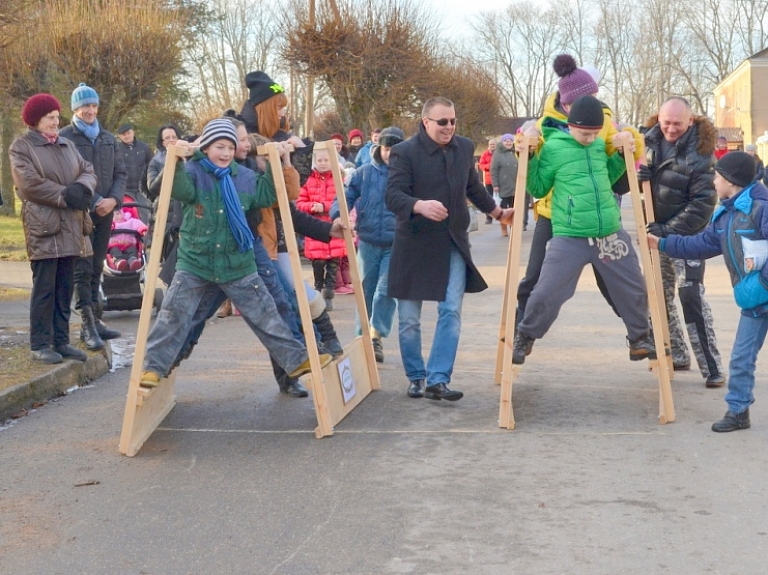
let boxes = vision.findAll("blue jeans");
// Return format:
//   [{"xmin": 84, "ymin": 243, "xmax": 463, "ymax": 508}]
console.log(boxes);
[
  {"xmin": 145, "ymin": 270, "xmax": 307, "ymax": 377},
  {"xmin": 176, "ymin": 239, "xmax": 304, "ymax": 361},
  {"xmin": 356, "ymin": 241, "xmax": 397, "ymax": 337},
  {"xmin": 397, "ymin": 248, "xmax": 466, "ymax": 385},
  {"xmin": 724, "ymin": 313, "xmax": 768, "ymax": 413}
]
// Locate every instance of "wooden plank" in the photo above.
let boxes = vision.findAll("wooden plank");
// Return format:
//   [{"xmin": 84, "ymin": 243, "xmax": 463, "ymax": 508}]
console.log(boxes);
[
  {"xmin": 118, "ymin": 144, "xmax": 192, "ymax": 456},
  {"xmin": 618, "ymin": 134, "xmax": 675, "ymax": 424},
  {"xmin": 498, "ymin": 135, "xmax": 537, "ymax": 430},
  {"xmin": 257, "ymin": 141, "xmax": 378, "ymax": 439},
  {"xmin": 642, "ymin": 179, "xmax": 675, "ymax": 377}
]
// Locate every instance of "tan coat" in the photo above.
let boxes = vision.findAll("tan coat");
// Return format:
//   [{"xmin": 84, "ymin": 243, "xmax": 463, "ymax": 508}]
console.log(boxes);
[
  {"xmin": 9, "ymin": 129, "xmax": 97, "ymax": 260},
  {"xmin": 258, "ymin": 166, "xmax": 300, "ymax": 258}
]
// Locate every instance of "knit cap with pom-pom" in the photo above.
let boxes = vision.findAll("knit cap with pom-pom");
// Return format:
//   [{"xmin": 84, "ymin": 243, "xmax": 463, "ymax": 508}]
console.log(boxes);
[{"xmin": 553, "ymin": 54, "xmax": 598, "ymax": 105}]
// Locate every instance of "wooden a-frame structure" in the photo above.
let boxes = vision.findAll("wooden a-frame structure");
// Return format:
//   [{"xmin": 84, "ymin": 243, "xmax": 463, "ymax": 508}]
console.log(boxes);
[
  {"xmin": 495, "ymin": 134, "xmax": 675, "ymax": 429},
  {"xmin": 118, "ymin": 141, "xmax": 378, "ymax": 456}
]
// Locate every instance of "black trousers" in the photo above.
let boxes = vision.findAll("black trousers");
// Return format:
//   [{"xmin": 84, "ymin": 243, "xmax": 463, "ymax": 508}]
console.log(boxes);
[
  {"xmin": 75, "ymin": 211, "xmax": 113, "ymax": 310},
  {"xmin": 30, "ymin": 256, "xmax": 77, "ymax": 350},
  {"xmin": 312, "ymin": 258, "xmax": 339, "ymax": 291}
]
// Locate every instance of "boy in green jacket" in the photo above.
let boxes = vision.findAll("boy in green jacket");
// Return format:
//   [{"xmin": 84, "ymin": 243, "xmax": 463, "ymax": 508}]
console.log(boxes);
[
  {"xmin": 512, "ymin": 95, "xmax": 656, "ymax": 365},
  {"xmin": 140, "ymin": 119, "xmax": 330, "ymax": 388}
]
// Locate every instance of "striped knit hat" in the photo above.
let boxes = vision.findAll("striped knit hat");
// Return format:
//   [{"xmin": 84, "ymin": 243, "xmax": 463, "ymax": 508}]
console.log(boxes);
[
  {"xmin": 198, "ymin": 118, "xmax": 238, "ymax": 151},
  {"xmin": 71, "ymin": 83, "xmax": 99, "ymax": 110}
]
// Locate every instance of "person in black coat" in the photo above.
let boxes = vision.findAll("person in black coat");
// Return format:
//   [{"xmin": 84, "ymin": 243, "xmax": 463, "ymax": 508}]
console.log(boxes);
[
  {"xmin": 59, "ymin": 83, "xmax": 127, "ymax": 349},
  {"xmin": 385, "ymin": 97, "xmax": 513, "ymax": 401}
]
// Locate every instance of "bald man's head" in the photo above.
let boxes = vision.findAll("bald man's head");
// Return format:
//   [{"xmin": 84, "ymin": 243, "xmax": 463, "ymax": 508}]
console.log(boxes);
[{"xmin": 658, "ymin": 97, "xmax": 693, "ymax": 143}]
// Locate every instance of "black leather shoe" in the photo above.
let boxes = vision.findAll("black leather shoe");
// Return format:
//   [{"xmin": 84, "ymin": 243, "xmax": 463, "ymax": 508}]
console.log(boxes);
[
  {"xmin": 53, "ymin": 344, "xmax": 87, "ymax": 362},
  {"xmin": 424, "ymin": 383, "xmax": 463, "ymax": 402},
  {"xmin": 31, "ymin": 348, "xmax": 63, "ymax": 364},
  {"xmin": 281, "ymin": 381, "xmax": 309, "ymax": 398},
  {"xmin": 712, "ymin": 409, "xmax": 750, "ymax": 432},
  {"xmin": 705, "ymin": 374, "xmax": 726, "ymax": 388},
  {"xmin": 95, "ymin": 319, "xmax": 121, "ymax": 340},
  {"xmin": 407, "ymin": 379, "xmax": 425, "ymax": 398}
]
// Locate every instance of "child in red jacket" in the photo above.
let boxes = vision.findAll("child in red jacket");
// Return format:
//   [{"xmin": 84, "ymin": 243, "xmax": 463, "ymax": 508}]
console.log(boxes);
[{"xmin": 296, "ymin": 148, "xmax": 347, "ymax": 309}]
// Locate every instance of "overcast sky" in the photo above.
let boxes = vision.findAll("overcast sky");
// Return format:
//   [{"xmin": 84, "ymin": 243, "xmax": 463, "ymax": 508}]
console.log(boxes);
[{"xmin": 431, "ymin": 0, "xmax": 511, "ymax": 38}]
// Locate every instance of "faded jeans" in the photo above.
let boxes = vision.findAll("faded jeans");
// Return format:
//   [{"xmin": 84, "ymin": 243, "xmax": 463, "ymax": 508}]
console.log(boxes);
[
  {"xmin": 144, "ymin": 270, "xmax": 307, "ymax": 377},
  {"xmin": 397, "ymin": 247, "xmax": 466, "ymax": 385},
  {"xmin": 724, "ymin": 313, "xmax": 768, "ymax": 413},
  {"xmin": 356, "ymin": 240, "xmax": 397, "ymax": 337}
]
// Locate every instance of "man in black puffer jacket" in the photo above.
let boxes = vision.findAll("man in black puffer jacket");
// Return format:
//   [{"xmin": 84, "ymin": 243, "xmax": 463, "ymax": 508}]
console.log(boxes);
[{"xmin": 640, "ymin": 96, "xmax": 725, "ymax": 388}]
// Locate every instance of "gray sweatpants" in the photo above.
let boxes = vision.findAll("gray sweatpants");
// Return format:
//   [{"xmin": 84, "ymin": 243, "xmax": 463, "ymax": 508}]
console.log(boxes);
[{"xmin": 517, "ymin": 229, "xmax": 650, "ymax": 341}]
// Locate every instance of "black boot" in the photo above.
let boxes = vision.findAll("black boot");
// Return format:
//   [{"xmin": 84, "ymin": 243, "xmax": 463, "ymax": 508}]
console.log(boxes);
[
  {"xmin": 93, "ymin": 308, "xmax": 121, "ymax": 340},
  {"xmin": 313, "ymin": 310, "xmax": 344, "ymax": 357},
  {"xmin": 512, "ymin": 332, "xmax": 534, "ymax": 365},
  {"xmin": 270, "ymin": 356, "xmax": 309, "ymax": 397},
  {"xmin": 712, "ymin": 409, "xmax": 750, "ymax": 432},
  {"xmin": 79, "ymin": 306, "xmax": 105, "ymax": 350}
]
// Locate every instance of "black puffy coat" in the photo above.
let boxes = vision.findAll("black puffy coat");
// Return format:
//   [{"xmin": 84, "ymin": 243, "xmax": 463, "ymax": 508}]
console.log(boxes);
[
  {"xmin": 59, "ymin": 123, "xmax": 127, "ymax": 211},
  {"xmin": 643, "ymin": 115, "xmax": 718, "ymax": 236},
  {"xmin": 385, "ymin": 122, "xmax": 496, "ymax": 301}
]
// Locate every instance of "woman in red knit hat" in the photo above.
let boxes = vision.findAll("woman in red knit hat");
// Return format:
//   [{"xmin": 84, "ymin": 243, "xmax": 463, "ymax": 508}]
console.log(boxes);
[{"xmin": 9, "ymin": 94, "xmax": 97, "ymax": 364}]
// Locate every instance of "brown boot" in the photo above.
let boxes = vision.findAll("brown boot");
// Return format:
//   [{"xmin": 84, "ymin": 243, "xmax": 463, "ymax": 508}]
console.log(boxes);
[
  {"xmin": 501, "ymin": 223, "xmax": 509, "ymax": 237},
  {"xmin": 216, "ymin": 299, "xmax": 232, "ymax": 318}
]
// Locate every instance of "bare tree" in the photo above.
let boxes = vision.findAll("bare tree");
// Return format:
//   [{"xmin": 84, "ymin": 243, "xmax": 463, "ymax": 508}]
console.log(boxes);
[
  {"xmin": 472, "ymin": 3, "xmax": 563, "ymax": 118},
  {"xmin": 283, "ymin": 0, "xmax": 440, "ymax": 130},
  {"xmin": 185, "ymin": 0, "xmax": 282, "ymax": 122}
]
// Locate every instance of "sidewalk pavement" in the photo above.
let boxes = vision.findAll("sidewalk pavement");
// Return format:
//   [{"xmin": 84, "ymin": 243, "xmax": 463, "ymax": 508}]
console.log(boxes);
[
  {"xmin": 0, "ymin": 211, "xmax": 766, "ymax": 574},
  {"xmin": 0, "ymin": 260, "xmax": 109, "ymax": 420}
]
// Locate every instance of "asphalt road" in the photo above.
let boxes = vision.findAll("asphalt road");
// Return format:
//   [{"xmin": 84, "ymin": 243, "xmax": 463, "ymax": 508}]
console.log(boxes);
[{"xmin": 1, "ymin": 208, "xmax": 766, "ymax": 575}]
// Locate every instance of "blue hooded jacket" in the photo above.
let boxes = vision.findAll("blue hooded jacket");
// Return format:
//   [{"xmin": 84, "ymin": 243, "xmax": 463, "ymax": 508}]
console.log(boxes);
[
  {"xmin": 331, "ymin": 148, "xmax": 396, "ymax": 246},
  {"xmin": 660, "ymin": 181, "xmax": 768, "ymax": 316}
]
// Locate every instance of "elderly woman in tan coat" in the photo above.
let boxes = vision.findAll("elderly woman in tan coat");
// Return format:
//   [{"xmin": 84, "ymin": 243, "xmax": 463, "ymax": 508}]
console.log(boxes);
[{"xmin": 9, "ymin": 93, "xmax": 97, "ymax": 364}]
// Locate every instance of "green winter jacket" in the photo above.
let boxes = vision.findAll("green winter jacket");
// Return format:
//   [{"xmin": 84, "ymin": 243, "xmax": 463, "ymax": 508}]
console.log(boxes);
[
  {"xmin": 527, "ymin": 124, "xmax": 626, "ymax": 238},
  {"xmin": 172, "ymin": 151, "xmax": 278, "ymax": 283}
]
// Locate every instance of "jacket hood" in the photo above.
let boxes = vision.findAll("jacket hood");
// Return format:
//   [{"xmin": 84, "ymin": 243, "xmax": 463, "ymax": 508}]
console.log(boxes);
[{"xmin": 644, "ymin": 114, "xmax": 716, "ymax": 157}]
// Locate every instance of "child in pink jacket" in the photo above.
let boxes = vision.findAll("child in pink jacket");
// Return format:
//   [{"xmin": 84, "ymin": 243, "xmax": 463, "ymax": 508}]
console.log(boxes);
[{"xmin": 107, "ymin": 208, "xmax": 148, "ymax": 271}]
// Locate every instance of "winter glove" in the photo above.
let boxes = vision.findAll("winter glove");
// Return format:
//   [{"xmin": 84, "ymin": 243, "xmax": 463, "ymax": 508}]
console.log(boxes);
[
  {"xmin": 637, "ymin": 164, "xmax": 653, "ymax": 182},
  {"xmin": 646, "ymin": 222, "xmax": 671, "ymax": 238},
  {"xmin": 734, "ymin": 272, "xmax": 768, "ymax": 310},
  {"xmin": 62, "ymin": 183, "xmax": 91, "ymax": 211}
]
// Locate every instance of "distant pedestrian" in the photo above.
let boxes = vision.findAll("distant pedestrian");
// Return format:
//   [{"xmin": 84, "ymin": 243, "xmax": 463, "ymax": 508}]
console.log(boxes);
[
  {"xmin": 477, "ymin": 138, "xmax": 497, "ymax": 224},
  {"xmin": 490, "ymin": 134, "xmax": 519, "ymax": 236}
]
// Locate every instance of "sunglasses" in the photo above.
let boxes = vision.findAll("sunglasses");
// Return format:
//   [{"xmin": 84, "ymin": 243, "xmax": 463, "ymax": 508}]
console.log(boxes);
[{"xmin": 426, "ymin": 117, "xmax": 456, "ymax": 126}]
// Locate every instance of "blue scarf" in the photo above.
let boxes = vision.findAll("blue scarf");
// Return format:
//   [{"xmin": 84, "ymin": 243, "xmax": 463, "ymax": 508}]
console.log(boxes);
[
  {"xmin": 199, "ymin": 158, "xmax": 254, "ymax": 253},
  {"xmin": 72, "ymin": 115, "xmax": 100, "ymax": 143}
]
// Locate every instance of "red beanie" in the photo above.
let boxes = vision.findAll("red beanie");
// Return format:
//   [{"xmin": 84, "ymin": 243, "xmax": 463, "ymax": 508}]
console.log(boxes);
[
  {"xmin": 330, "ymin": 132, "xmax": 344, "ymax": 143},
  {"xmin": 348, "ymin": 128, "xmax": 363, "ymax": 141},
  {"xmin": 21, "ymin": 93, "xmax": 61, "ymax": 128}
]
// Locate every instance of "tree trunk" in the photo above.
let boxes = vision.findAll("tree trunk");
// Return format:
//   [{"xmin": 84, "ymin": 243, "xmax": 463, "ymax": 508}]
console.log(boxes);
[{"xmin": 0, "ymin": 107, "xmax": 15, "ymax": 216}]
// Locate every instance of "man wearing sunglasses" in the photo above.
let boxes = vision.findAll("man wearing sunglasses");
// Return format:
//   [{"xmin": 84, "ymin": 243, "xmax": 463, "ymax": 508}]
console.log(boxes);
[{"xmin": 386, "ymin": 97, "xmax": 514, "ymax": 401}]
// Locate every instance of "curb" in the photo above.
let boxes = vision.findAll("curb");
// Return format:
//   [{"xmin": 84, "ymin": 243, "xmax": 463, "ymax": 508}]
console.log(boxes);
[{"xmin": 0, "ymin": 351, "xmax": 110, "ymax": 422}]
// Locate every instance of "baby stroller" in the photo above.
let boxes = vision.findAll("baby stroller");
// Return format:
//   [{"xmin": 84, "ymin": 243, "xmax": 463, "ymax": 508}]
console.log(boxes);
[{"xmin": 99, "ymin": 201, "xmax": 164, "ymax": 313}]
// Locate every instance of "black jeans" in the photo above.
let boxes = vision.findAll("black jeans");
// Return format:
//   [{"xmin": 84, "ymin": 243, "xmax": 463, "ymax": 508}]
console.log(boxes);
[
  {"xmin": 312, "ymin": 258, "xmax": 339, "ymax": 291},
  {"xmin": 75, "ymin": 211, "xmax": 113, "ymax": 310},
  {"xmin": 30, "ymin": 256, "xmax": 77, "ymax": 350}
]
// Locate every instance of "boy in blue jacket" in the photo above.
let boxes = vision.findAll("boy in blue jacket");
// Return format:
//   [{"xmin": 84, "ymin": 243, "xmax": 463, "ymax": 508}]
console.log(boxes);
[
  {"xmin": 331, "ymin": 126, "xmax": 404, "ymax": 365},
  {"xmin": 649, "ymin": 152, "xmax": 768, "ymax": 432}
]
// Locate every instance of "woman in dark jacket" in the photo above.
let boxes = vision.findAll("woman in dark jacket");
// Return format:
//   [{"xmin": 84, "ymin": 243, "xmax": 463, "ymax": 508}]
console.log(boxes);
[{"xmin": 9, "ymin": 94, "xmax": 97, "ymax": 364}]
